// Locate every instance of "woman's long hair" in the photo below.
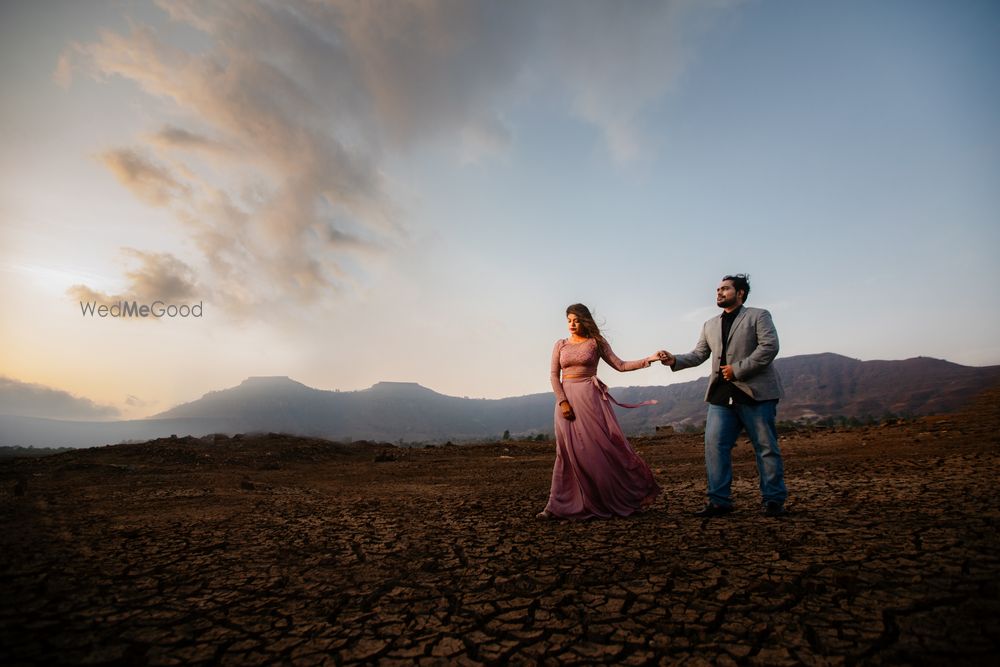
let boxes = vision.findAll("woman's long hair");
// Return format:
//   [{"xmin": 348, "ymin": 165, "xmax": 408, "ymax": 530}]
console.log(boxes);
[{"xmin": 566, "ymin": 303, "xmax": 606, "ymax": 343}]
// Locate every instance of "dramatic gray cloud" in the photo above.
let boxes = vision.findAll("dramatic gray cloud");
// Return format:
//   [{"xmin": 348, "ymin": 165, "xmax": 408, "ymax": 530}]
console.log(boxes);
[
  {"xmin": 0, "ymin": 377, "xmax": 121, "ymax": 420},
  {"xmin": 62, "ymin": 0, "xmax": 738, "ymax": 314}
]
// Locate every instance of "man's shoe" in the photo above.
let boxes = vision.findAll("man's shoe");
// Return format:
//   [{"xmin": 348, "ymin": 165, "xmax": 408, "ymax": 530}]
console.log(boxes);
[
  {"xmin": 694, "ymin": 503, "xmax": 734, "ymax": 518},
  {"xmin": 762, "ymin": 501, "xmax": 787, "ymax": 517}
]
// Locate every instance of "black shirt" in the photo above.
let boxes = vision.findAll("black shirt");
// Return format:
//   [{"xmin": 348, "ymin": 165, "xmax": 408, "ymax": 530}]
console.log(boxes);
[{"xmin": 707, "ymin": 306, "xmax": 758, "ymax": 406}]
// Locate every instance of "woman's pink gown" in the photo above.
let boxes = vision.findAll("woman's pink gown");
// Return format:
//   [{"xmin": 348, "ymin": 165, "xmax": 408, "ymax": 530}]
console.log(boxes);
[{"xmin": 543, "ymin": 337, "xmax": 661, "ymax": 519}]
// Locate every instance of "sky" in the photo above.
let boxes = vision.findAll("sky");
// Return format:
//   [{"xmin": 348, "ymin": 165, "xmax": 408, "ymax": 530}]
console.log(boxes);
[{"xmin": 1, "ymin": 0, "xmax": 998, "ymax": 421}]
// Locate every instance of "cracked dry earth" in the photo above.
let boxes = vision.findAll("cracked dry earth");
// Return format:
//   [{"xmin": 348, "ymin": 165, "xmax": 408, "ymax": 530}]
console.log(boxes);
[{"xmin": 2, "ymin": 391, "xmax": 999, "ymax": 666}]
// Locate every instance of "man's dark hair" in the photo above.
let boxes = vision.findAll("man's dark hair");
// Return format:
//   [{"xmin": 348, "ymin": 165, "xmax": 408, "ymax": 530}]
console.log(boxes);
[{"xmin": 722, "ymin": 274, "xmax": 751, "ymax": 303}]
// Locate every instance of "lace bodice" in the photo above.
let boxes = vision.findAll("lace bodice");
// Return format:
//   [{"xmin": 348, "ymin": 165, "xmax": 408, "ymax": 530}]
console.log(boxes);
[{"xmin": 550, "ymin": 338, "xmax": 650, "ymax": 404}]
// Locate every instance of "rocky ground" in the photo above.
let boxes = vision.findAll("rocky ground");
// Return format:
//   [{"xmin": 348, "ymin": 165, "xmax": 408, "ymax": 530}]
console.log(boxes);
[{"xmin": 1, "ymin": 389, "xmax": 998, "ymax": 666}]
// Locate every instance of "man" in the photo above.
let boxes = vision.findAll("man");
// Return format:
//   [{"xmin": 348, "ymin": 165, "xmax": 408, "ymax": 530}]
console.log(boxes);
[{"xmin": 659, "ymin": 274, "xmax": 788, "ymax": 517}]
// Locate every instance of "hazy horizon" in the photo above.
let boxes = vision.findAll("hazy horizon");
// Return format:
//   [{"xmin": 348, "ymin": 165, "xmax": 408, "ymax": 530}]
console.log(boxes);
[
  {"xmin": 2, "ymin": 0, "xmax": 998, "ymax": 420},
  {"xmin": 3, "ymin": 350, "xmax": 996, "ymax": 424}
]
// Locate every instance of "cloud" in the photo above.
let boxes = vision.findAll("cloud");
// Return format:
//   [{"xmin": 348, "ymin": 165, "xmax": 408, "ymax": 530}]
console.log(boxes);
[
  {"xmin": 125, "ymin": 394, "xmax": 152, "ymax": 409},
  {"xmin": 53, "ymin": 48, "xmax": 76, "ymax": 88},
  {"xmin": 67, "ymin": 248, "xmax": 198, "ymax": 308},
  {"xmin": 460, "ymin": 115, "xmax": 512, "ymax": 165},
  {"xmin": 533, "ymin": 1, "xmax": 724, "ymax": 163},
  {"xmin": 146, "ymin": 125, "xmax": 231, "ymax": 154},
  {"xmin": 0, "ymin": 377, "xmax": 121, "ymax": 420},
  {"xmin": 120, "ymin": 248, "xmax": 197, "ymax": 301},
  {"xmin": 64, "ymin": 0, "xmax": 739, "ymax": 314},
  {"xmin": 101, "ymin": 149, "xmax": 189, "ymax": 207}
]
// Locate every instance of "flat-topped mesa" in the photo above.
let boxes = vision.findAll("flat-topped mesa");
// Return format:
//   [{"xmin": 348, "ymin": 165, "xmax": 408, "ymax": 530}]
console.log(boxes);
[
  {"xmin": 367, "ymin": 381, "xmax": 436, "ymax": 396},
  {"xmin": 239, "ymin": 376, "xmax": 305, "ymax": 387}
]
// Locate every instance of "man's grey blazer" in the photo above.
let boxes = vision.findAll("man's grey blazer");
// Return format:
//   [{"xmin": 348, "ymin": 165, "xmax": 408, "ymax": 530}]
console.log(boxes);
[{"xmin": 672, "ymin": 306, "xmax": 784, "ymax": 402}]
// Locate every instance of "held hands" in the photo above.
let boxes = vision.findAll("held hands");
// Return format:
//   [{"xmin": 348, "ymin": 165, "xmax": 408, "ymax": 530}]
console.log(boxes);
[
  {"xmin": 559, "ymin": 400, "xmax": 576, "ymax": 421},
  {"xmin": 656, "ymin": 350, "xmax": 676, "ymax": 367}
]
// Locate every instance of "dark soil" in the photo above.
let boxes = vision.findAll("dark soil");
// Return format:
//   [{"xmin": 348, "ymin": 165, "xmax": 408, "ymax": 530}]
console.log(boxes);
[{"xmin": 2, "ymin": 389, "xmax": 998, "ymax": 665}]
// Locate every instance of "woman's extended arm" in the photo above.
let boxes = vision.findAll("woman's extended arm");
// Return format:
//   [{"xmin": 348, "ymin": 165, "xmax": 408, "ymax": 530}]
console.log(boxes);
[{"xmin": 598, "ymin": 340, "xmax": 659, "ymax": 372}]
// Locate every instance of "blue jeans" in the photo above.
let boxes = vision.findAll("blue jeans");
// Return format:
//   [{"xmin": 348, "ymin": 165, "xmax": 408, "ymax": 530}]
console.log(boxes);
[{"xmin": 704, "ymin": 400, "xmax": 787, "ymax": 507}]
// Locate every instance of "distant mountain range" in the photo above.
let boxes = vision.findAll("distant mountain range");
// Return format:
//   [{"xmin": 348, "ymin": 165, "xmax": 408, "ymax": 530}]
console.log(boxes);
[{"xmin": 2, "ymin": 353, "xmax": 998, "ymax": 448}]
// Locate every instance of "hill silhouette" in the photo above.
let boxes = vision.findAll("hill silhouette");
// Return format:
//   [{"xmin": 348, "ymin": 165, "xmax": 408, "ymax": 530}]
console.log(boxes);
[
  {"xmin": 2, "ymin": 354, "xmax": 998, "ymax": 447},
  {"xmin": 612, "ymin": 353, "xmax": 1000, "ymax": 430}
]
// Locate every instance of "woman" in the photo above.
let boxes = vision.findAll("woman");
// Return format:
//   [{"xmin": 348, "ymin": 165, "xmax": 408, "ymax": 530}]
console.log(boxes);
[{"xmin": 538, "ymin": 304, "xmax": 662, "ymax": 520}]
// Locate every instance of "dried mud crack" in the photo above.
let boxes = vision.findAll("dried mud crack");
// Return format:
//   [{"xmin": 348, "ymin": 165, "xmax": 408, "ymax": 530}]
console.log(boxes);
[{"xmin": 2, "ymin": 391, "xmax": 999, "ymax": 665}]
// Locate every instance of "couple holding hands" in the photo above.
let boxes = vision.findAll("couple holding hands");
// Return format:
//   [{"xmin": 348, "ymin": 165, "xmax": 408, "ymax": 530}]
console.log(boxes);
[{"xmin": 539, "ymin": 274, "xmax": 788, "ymax": 521}]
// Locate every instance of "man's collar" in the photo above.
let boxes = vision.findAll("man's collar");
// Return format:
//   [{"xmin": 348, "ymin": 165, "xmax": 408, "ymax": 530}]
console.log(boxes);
[{"xmin": 720, "ymin": 305, "xmax": 744, "ymax": 317}]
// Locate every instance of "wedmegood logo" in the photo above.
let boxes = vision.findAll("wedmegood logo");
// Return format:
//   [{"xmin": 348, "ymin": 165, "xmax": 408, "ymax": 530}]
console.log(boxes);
[{"xmin": 79, "ymin": 301, "xmax": 204, "ymax": 318}]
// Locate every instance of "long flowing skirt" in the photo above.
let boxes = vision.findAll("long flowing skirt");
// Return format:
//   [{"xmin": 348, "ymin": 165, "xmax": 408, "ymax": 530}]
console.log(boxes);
[{"xmin": 544, "ymin": 377, "xmax": 660, "ymax": 519}]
